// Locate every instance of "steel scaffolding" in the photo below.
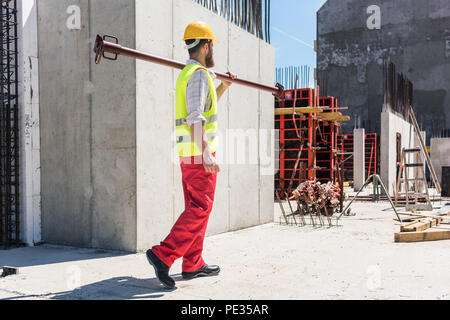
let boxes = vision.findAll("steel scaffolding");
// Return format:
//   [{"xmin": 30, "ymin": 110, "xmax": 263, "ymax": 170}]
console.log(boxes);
[
  {"xmin": 275, "ymin": 88, "xmax": 348, "ymax": 199},
  {"xmin": 0, "ymin": 0, "xmax": 19, "ymax": 248},
  {"xmin": 337, "ymin": 133, "xmax": 378, "ymax": 183}
]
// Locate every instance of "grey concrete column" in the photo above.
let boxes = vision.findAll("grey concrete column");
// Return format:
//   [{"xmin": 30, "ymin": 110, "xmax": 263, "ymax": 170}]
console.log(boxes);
[
  {"xmin": 18, "ymin": 0, "xmax": 42, "ymax": 246},
  {"xmin": 353, "ymin": 128, "xmax": 365, "ymax": 191},
  {"xmin": 431, "ymin": 137, "xmax": 450, "ymax": 185}
]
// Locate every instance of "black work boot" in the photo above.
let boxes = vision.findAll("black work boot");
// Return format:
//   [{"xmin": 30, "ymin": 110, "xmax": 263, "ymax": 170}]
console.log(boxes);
[
  {"xmin": 146, "ymin": 249, "xmax": 175, "ymax": 289},
  {"xmin": 182, "ymin": 264, "xmax": 220, "ymax": 280}
]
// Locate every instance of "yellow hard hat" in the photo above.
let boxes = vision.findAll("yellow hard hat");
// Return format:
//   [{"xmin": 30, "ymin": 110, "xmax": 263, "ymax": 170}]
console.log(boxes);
[{"xmin": 183, "ymin": 21, "xmax": 219, "ymax": 43}]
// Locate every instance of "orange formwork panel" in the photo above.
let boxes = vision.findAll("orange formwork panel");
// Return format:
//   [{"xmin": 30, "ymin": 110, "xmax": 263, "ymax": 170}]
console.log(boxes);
[{"xmin": 275, "ymin": 89, "xmax": 342, "ymax": 199}]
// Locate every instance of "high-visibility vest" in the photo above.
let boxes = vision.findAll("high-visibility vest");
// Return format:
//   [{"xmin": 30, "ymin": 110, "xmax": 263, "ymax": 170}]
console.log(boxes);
[{"xmin": 175, "ymin": 63, "xmax": 218, "ymax": 157}]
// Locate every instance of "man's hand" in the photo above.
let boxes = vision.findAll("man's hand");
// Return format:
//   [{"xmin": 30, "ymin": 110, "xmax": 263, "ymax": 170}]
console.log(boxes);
[
  {"xmin": 203, "ymin": 146, "xmax": 220, "ymax": 173},
  {"xmin": 221, "ymin": 71, "xmax": 237, "ymax": 88}
]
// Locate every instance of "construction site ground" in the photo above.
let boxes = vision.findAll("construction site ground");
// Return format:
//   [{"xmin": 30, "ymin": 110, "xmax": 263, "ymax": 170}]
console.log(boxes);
[{"xmin": 1, "ymin": 199, "xmax": 450, "ymax": 300}]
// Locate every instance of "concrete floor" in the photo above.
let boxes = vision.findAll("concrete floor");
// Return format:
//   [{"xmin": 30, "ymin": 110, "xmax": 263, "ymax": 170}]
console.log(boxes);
[{"xmin": 1, "ymin": 200, "xmax": 450, "ymax": 300}]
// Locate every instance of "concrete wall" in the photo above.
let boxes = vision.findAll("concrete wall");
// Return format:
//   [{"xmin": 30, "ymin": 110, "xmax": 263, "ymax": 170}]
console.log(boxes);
[
  {"xmin": 18, "ymin": 0, "xmax": 41, "ymax": 246},
  {"xmin": 135, "ymin": 0, "xmax": 175, "ymax": 251},
  {"xmin": 430, "ymin": 138, "xmax": 450, "ymax": 186},
  {"xmin": 37, "ymin": 0, "xmax": 275, "ymax": 252},
  {"xmin": 380, "ymin": 111, "xmax": 414, "ymax": 195},
  {"xmin": 353, "ymin": 128, "xmax": 365, "ymax": 190},
  {"xmin": 317, "ymin": 0, "xmax": 450, "ymax": 142},
  {"xmin": 135, "ymin": 0, "xmax": 275, "ymax": 250},
  {"xmin": 38, "ymin": 0, "xmax": 136, "ymax": 251}
]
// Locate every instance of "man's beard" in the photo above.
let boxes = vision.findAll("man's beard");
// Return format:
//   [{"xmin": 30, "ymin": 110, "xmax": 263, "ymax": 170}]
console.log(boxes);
[{"xmin": 205, "ymin": 45, "xmax": 215, "ymax": 68}]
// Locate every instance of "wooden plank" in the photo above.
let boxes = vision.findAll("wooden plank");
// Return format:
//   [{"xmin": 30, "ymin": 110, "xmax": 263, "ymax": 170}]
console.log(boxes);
[
  {"xmin": 398, "ymin": 211, "xmax": 450, "ymax": 221},
  {"xmin": 275, "ymin": 107, "xmax": 323, "ymax": 115},
  {"xmin": 412, "ymin": 209, "xmax": 450, "ymax": 216},
  {"xmin": 395, "ymin": 230, "xmax": 450, "ymax": 243},
  {"xmin": 335, "ymin": 116, "xmax": 351, "ymax": 122},
  {"xmin": 322, "ymin": 106, "xmax": 349, "ymax": 110},
  {"xmin": 319, "ymin": 115, "xmax": 351, "ymax": 122},
  {"xmin": 318, "ymin": 112, "xmax": 343, "ymax": 120},
  {"xmin": 400, "ymin": 219, "xmax": 427, "ymax": 229},
  {"xmin": 400, "ymin": 218, "xmax": 440, "ymax": 232}
]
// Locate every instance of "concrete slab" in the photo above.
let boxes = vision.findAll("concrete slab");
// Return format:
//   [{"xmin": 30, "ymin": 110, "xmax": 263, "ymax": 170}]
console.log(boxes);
[
  {"xmin": 259, "ymin": 39, "xmax": 275, "ymax": 225},
  {"xmin": 19, "ymin": 32, "xmax": 41, "ymax": 246},
  {"xmin": 135, "ymin": 0, "xmax": 176, "ymax": 250},
  {"xmin": 380, "ymin": 111, "xmax": 415, "ymax": 195},
  {"xmin": 2, "ymin": 201, "xmax": 450, "ymax": 300},
  {"xmin": 228, "ymin": 23, "xmax": 260, "ymax": 231},
  {"xmin": 38, "ymin": 0, "xmax": 92, "ymax": 248},
  {"xmin": 89, "ymin": 0, "xmax": 137, "ymax": 252}
]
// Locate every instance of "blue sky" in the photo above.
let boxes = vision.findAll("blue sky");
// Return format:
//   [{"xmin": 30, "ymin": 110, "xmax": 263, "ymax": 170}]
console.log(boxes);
[{"xmin": 271, "ymin": 0, "xmax": 327, "ymax": 69}]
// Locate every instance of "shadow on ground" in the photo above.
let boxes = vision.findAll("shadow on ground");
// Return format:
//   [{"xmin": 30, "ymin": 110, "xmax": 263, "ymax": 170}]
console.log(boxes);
[
  {"xmin": 1, "ymin": 276, "xmax": 178, "ymax": 300},
  {"xmin": 0, "ymin": 245, "xmax": 132, "ymax": 268}
]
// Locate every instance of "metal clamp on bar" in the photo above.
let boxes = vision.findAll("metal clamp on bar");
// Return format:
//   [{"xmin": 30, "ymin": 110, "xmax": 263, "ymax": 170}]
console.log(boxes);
[
  {"xmin": 274, "ymin": 83, "xmax": 284, "ymax": 99},
  {"xmin": 102, "ymin": 35, "xmax": 119, "ymax": 61},
  {"xmin": 94, "ymin": 35, "xmax": 104, "ymax": 65},
  {"xmin": 94, "ymin": 35, "xmax": 119, "ymax": 65}
]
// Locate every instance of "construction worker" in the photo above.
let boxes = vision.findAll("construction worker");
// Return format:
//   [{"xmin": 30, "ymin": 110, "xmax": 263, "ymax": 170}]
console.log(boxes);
[{"xmin": 146, "ymin": 22, "xmax": 237, "ymax": 289}]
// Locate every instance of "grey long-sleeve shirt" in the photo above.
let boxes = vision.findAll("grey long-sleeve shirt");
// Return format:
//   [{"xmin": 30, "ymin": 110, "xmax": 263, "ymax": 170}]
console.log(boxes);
[{"xmin": 185, "ymin": 59, "xmax": 218, "ymax": 127}]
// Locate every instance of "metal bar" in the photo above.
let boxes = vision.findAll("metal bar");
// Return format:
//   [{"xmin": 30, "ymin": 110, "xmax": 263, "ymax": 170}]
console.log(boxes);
[
  {"xmin": 313, "ymin": 201, "xmax": 324, "ymax": 226},
  {"xmin": 321, "ymin": 199, "xmax": 333, "ymax": 227},
  {"xmin": 294, "ymin": 197, "xmax": 306, "ymax": 225},
  {"xmin": 276, "ymin": 190, "xmax": 289, "ymax": 225},
  {"xmin": 284, "ymin": 191, "xmax": 298, "ymax": 225},
  {"xmin": 94, "ymin": 35, "xmax": 283, "ymax": 97},
  {"xmin": 337, "ymin": 174, "xmax": 402, "ymax": 222},
  {"xmin": 303, "ymin": 193, "xmax": 316, "ymax": 226}
]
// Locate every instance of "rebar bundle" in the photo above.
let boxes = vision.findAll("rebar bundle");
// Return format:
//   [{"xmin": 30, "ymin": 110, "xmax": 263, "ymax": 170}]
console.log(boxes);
[
  {"xmin": 0, "ymin": 0, "xmax": 19, "ymax": 248},
  {"xmin": 383, "ymin": 60, "xmax": 413, "ymax": 121},
  {"xmin": 292, "ymin": 180, "xmax": 341, "ymax": 209},
  {"xmin": 275, "ymin": 66, "xmax": 311, "ymax": 90},
  {"xmin": 192, "ymin": 0, "xmax": 271, "ymax": 43}
]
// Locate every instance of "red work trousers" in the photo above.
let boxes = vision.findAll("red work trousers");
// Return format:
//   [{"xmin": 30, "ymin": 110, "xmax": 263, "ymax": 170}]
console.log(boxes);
[{"xmin": 152, "ymin": 156, "xmax": 217, "ymax": 272}]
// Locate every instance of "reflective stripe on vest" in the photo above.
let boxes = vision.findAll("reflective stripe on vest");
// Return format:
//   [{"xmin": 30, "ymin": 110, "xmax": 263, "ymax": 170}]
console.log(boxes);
[
  {"xmin": 175, "ymin": 63, "xmax": 218, "ymax": 157},
  {"xmin": 175, "ymin": 114, "xmax": 218, "ymax": 127},
  {"xmin": 176, "ymin": 132, "xmax": 218, "ymax": 144}
]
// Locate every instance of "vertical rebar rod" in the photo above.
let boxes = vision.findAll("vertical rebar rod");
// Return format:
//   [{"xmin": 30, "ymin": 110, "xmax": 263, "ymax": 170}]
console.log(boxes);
[
  {"xmin": 14, "ymin": 0, "xmax": 19, "ymax": 244},
  {"xmin": 0, "ymin": 0, "xmax": 19, "ymax": 247},
  {"xmin": 0, "ymin": 1, "xmax": 5, "ymax": 248},
  {"xmin": 7, "ymin": 0, "xmax": 12, "ymax": 246}
]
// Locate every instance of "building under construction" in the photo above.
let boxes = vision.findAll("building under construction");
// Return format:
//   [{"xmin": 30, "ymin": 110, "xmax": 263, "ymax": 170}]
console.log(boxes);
[
  {"xmin": 317, "ymin": 0, "xmax": 450, "ymax": 143},
  {"xmin": 272, "ymin": 0, "xmax": 450, "ymax": 229},
  {"xmin": 1, "ymin": 0, "xmax": 450, "ymax": 302},
  {"xmin": 1, "ymin": 0, "xmax": 449, "ymax": 248},
  {"xmin": 1, "ymin": 0, "xmax": 278, "ymax": 251}
]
